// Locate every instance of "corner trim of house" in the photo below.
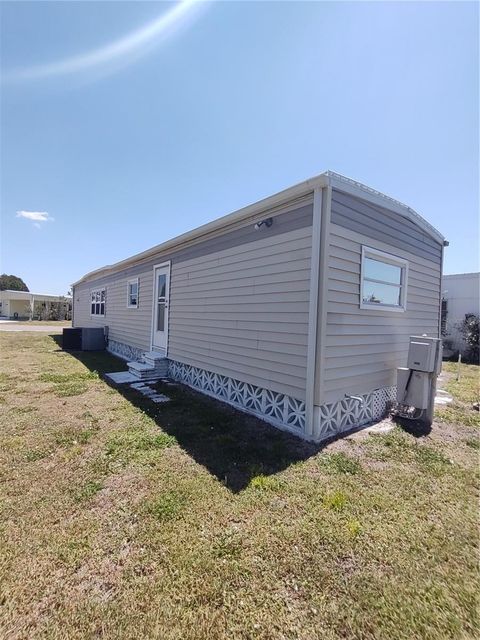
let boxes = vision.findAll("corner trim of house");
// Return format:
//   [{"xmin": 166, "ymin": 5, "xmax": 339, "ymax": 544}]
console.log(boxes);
[
  {"xmin": 304, "ymin": 186, "xmax": 323, "ymax": 438},
  {"xmin": 312, "ymin": 185, "xmax": 332, "ymax": 435}
]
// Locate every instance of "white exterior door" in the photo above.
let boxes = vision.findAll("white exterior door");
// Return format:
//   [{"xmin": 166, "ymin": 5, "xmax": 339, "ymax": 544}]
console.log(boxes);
[{"xmin": 152, "ymin": 264, "xmax": 170, "ymax": 352}]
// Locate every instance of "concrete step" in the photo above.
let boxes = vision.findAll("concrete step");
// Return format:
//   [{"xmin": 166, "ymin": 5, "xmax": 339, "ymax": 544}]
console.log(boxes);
[
  {"xmin": 142, "ymin": 356, "xmax": 168, "ymax": 370},
  {"xmin": 142, "ymin": 360, "xmax": 168, "ymax": 370},
  {"xmin": 142, "ymin": 351, "xmax": 166, "ymax": 362},
  {"xmin": 127, "ymin": 360, "xmax": 168, "ymax": 381},
  {"xmin": 127, "ymin": 361, "xmax": 155, "ymax": 372}
]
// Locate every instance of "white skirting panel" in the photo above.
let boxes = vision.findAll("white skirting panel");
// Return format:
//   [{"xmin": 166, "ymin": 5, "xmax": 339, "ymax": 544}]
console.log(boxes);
[
  {"xmin": 107, "ymin": 339, "xmax": 144, "ymax": 363},
  {"xmin": 313, "ymin": 386, "xmax": 396, "ymax": 442},
  {"xmin": 168, "ymin": 360, "xmax": 306, "ymax": 436}
]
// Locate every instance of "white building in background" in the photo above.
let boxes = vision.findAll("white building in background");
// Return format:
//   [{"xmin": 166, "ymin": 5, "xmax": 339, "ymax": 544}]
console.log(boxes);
[
  {"xmin": 441, "ymin": 272, "xmax": 480, "ymax": 356},
  {"xmin": 0, "ymin": 290, "xmax": 72, "ymax": 320}
]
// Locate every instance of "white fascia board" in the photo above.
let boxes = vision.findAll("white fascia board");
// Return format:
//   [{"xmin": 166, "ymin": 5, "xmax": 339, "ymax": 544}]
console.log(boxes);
[
  {"xmin": 325, "ymin": 171, "xmax": 445, "ymax": 245},
  {"xmin": 72, "ymin": 174, "xmax": 328, "ymax": 286}
]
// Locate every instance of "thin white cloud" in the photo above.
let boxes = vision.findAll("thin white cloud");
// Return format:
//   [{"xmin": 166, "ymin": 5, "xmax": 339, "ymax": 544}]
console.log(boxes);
[
  {"xmin": 17, "ymin": 211, "xmax": 54, "ymax": 229},
  {"xmin": 16, "ymin": 210, "xmax": 53, "ymax": 222},
  {"xmin": 4, "ymin": 0, "xmax": 207, "ymax": 82}
]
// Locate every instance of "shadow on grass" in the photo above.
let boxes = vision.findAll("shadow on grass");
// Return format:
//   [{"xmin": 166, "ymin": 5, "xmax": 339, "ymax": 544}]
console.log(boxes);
[
  {"xmin": 51, "ymin": 335, "xmax": 321, "ymax": 492},
  {"xmin": 392, "ymin": 415, "xmax": 432, "ymax": 438}
]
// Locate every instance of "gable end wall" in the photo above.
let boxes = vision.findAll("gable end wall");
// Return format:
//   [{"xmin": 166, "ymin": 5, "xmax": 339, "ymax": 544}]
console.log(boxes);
[{"xmin": 317, "ymin": 189, "xmax": 443, "ymax": 406}]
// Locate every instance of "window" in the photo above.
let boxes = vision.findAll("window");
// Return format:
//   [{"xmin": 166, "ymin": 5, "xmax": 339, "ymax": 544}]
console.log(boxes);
[
  {"xmin": 90, "ymin": 288, "xmax": 105, "ymax": 316},
  {"xmin": 360, "ymin": 247, "xmax": 408, "ymax": 312},
  {"xmin": 127, "ymin": 278, "xmax": 139, "ymax": 308}
]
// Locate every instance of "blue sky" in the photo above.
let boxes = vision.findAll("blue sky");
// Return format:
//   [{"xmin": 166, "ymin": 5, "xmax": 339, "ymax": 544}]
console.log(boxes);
[{"xmin": 1, "ymin": 1, "xmax": 478, "ymax": 294}]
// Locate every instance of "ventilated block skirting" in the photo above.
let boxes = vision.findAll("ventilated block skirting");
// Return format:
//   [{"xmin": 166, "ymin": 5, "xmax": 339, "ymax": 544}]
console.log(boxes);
[
  {"xmin": 168, "ymin": 359, "xmax": 396, "ymax": 441},
  {"xmin": 168, "ymin": 360, "xmax": 306, "ymax": 434},
  {"xmin": 107, "ymin": 339, "xmax": 144, "ymax": 363},
  {"xmin": 313, "ymin": 386, "xmax": 397, "ymax": 441}
]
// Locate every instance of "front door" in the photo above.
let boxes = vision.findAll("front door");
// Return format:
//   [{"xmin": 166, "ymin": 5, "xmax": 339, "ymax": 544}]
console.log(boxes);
[{"xmin": 152, "ymin": 264, "xmax": 170, "ymax": 353}]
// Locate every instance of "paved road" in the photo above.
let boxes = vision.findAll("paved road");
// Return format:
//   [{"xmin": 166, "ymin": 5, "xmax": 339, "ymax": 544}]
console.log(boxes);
[{"xmin": 0, "ymin": 322, "xmax": 66, "ymax": 332}]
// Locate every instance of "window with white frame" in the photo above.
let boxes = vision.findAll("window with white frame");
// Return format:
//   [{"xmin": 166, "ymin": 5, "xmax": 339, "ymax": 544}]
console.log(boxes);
[
  {"xmin": 127, "ymin": 278, "xmax": 139, "ymax": 308},
  {"xmin": 360, "ymin": 247, "xmax": 408, "ymax": 311},
  {"xmin": 90, "ymin": 288, "xmax": 105, "ymax": 316}
]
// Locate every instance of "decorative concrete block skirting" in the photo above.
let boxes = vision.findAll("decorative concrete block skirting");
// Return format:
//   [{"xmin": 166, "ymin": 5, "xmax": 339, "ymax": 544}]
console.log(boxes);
[
  {"xmin": 168, "ymin": 360, "xmax": 395, "ymax": 440},
  {"xmin": 107, "ymin": 339, "xmax": 143, "ymax": 363},
  {"xmin": 169, "ymin": 359, "xmax": 396, "ymax": 442},
  {"xmin": 313, "ymin": 386, "xmax": 397, "ymax": 441},
  {"xmin": 168, "ymin": 360, "xmax": 306, "ymax": 435}
]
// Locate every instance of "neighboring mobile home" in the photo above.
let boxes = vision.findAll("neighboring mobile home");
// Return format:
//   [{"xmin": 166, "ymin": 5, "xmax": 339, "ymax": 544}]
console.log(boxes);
[{"xmin": 72, "ymin": 171, "xmax": 446, "ymax": 442}]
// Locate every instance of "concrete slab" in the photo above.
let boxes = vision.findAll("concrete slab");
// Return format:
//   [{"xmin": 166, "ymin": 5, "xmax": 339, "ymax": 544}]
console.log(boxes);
[
  {"xmin": 435, "ymin": 389, "xmax": 453, "ymax": 405},
  {"xmin": 105, "ymin": 371, "xmax": 138, "ymax": 384},
  {"xmin": 363, "ymin": 419, "xmax": 396, "ymax": 435}
]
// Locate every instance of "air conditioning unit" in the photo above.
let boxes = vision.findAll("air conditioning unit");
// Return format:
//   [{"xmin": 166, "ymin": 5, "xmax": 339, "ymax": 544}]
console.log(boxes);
[{"xmin": 62, "ymin": 327, "xmax": 105, "ymax": 351}]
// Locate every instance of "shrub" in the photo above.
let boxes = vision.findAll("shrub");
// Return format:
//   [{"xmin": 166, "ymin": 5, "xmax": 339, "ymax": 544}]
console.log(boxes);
[{"xmin": 457, "ymin": 314, "xmax": 479, "ymax": 364}]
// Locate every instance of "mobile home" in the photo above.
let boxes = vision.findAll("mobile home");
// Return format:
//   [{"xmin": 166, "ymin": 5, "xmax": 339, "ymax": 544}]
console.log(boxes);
[{"xmin": 72, "ymin": 171, "xmax": 446, "ymax": 442}]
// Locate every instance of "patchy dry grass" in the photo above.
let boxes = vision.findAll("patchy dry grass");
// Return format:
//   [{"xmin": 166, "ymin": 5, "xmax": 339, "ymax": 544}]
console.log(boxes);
[
  {"xmin": 0, "ymin": 332, "xmax": 478, "ymax": 640},
  {"xmin": 436, "ymin": 361, "xmax": 480, "ymax": 428}
]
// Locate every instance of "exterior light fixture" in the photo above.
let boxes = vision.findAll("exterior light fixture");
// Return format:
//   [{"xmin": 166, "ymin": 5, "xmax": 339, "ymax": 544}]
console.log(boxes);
[{"xmin": 254, "ymin": 217, "xmax": 273, "ymax": 230}]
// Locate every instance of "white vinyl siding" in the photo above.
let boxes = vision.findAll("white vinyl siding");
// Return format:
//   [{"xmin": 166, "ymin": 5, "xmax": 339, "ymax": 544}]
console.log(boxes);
[
  {"xmin": 75, "ymin": 270, "xmax": 153, "ymax": 351},
  {"xmin": 318, "ymin": 222, "xmax": 441, "ymax": 405},
  {"xmin": 72, "ymin": 207, "xmax": 313, "ymax": 400},
  {"xmin": 168, "ymin": 225, "xmax": 312, "ymax": 400}
]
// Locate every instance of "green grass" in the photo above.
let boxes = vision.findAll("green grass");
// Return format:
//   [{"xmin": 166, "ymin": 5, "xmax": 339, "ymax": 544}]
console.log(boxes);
[
  {"xmin": 72, "ymin": 480, "xmax": 103, "ymax": 502},
  {"xmin": 0, "ymin": 332, "xmax": 478, "ymax": 640},
  {"xmin": 441, "ymin": 361, "xmax": 479, "ymax": 405},
  {"xmin": 248, "ymin": 473, "xmax": 282, "ymax": 491},
  {"xmin": 145, "ymin": 491, "xmax": 186, "ymax": 522},
  {"xmin": 38, "ymin": 370, "xmax": 100, "ymax": 398},
  {"xmin": 38, "ymin": 371, "xmax": 99, "ymax": 383},
  {"xmin": 320, "ymin": 451, "xmax": 362, "ymax": 475},
  {"xmin": 436, "ymin": 362, "xmax": 480, "ymax": 427},
  {"xmin": 465, "ymin": 437, "xmax": 480, "ymax": 450},
  {"xmin": 105, "ymin": 430, "xmax": 176, "ymax": 460},
  {"xmin": 322, "ymin": 489, "xmax": 348, "ymax": 511}
]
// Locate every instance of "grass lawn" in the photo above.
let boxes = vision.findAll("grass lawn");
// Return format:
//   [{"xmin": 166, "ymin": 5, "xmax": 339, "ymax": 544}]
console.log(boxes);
[{"xmin": 0, "ymin": 332, "xmax": 478, "ymax": 639}]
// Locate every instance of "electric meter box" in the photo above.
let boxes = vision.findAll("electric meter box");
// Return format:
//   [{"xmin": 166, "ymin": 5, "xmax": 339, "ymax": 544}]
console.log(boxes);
[
  {"xmin": 397, "ymin": 368, "xmax": 430, "ymax": 409},
  {"xmin": 407, "ymin": 336, "xmax": 441, "ymax": 373}
]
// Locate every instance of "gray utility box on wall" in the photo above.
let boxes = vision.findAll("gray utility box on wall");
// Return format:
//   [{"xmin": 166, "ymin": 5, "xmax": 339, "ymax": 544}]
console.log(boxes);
[
  {"xmin": 397, "ymin": 335, "xmax": 442, "ymax": 423},
  {"xmin": 63, "ymin": 327, "xmax": 105, "ymax": 351}
]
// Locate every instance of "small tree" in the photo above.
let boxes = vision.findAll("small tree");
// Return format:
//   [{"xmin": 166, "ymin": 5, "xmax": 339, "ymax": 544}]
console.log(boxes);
[{"xmin": 458, "ymin": 314, "xmax": 479, "ymax": 364}]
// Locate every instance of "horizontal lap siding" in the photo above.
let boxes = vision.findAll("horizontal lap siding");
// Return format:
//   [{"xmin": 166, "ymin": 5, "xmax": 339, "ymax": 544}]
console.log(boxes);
[
  {"xmin": 73, "ymin": 269, "xmax": 153, "ymax": 351},
  {"xmin": 318, "ymin": 190, "xmax": 442, "ymax": 405},
  {"xmin": 168, "ymin": 225, "xmax": 312, "ymax": 400}
]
